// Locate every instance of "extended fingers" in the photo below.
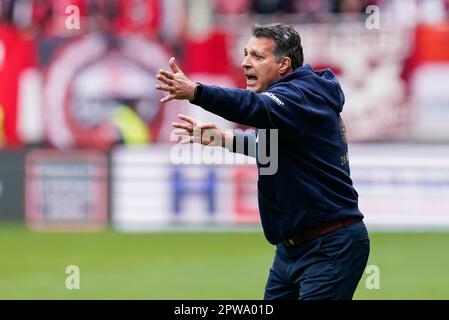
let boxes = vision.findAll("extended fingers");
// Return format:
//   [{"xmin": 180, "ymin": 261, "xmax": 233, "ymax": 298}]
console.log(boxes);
[
  {"xmin": 157, "ymin": 73, "xmax": 174, "ymax": 86},
  {"xmin": 161, "ymin": 94, "xmax": 176, "ymax": 103},
  {"xmin": 173, "ymin": 129, "xmax": 191, "ymax": 136},
  {"xmin": 172, "ymin": 121, "xmax": 192, "ymax": 131},
  {"xmin": 155, "ymin": 84, "xmax": 172, "ymax": 92},
  {"xmin": 159, "ymin": 69, "xmax": 174, "ymax": 80},
  {"xmin": 169, "ymin": 57, "xmax": 181, "ymax": 74},
  {"xmin": 177, "ymin": 114, "xmax": 195, "ymax": 125}
]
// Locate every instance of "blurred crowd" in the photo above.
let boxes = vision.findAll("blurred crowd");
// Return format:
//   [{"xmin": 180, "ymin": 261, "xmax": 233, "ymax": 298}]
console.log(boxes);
[
  {"xmin": 0, "ymin": 0, "xmax": 449, "ymax": 149},
  {"xmin": 0, "ymin": 0, "xmax": 447, "ymax": 63},
  {"xmin": 1, "ymin": 0, "xmax": 448, "ymax": 64},
  {"xmin": 1, "ymin": 0, "xmax": 449, "ymax": 37}
]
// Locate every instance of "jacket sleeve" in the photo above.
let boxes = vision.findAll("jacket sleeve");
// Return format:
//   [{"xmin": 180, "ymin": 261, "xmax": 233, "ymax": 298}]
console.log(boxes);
[{"xmin": 190, "ymin": 83, "xmax": 307, "ymax": 134}]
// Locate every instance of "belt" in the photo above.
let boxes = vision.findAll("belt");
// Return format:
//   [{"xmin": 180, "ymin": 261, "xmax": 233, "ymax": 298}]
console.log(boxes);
[{"xmin": 283, "ymin": 217, "xmax": 362, "ymax": 248}]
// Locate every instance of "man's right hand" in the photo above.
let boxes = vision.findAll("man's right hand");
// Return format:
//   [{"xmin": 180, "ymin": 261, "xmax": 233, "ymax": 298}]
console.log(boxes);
[
  {"xmin": 156, "ymin": 57, "xmax": 197, "ymax": 103},
  {"xmin": 172, "ymin": 114, "xmax": 233, "ymax": 148}
]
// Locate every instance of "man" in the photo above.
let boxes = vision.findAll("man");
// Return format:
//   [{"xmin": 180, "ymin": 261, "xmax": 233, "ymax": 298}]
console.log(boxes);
[{"xmin": 156, "ymin": 23, "xmax": 370, "ymax": 300}]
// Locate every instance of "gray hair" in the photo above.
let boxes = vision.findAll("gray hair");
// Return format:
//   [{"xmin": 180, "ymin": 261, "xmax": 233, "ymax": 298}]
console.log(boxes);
[{"xmin": 252, "ymin": 23, "xmax": 304, "ymax": 70}]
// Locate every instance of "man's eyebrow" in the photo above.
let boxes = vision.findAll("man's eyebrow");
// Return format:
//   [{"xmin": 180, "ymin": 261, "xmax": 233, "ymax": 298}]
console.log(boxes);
[{"xmin": 244, "ymin": 48, "xmax": 263, "ymax": 56}]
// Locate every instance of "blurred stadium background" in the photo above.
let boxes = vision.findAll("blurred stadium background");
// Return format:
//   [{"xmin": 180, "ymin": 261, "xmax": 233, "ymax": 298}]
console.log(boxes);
[{"xmin": 1, "ymin": 0, "xmax": 449, "ymax": 299}]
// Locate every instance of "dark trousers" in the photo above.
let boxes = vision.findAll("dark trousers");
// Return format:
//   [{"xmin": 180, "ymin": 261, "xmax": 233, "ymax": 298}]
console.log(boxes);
[{"xmin": 264, "ymin": 220, "xmax": 370, "ymax": 300}]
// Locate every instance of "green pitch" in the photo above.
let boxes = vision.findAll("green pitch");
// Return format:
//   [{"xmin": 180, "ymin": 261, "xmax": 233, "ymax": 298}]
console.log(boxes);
[{"xmin": 0, "ymin": 223, "xmax": 448, "ymax": 299}]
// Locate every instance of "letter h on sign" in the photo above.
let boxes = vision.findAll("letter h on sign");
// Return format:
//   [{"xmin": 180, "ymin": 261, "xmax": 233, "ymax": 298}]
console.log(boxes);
[{"xmin": 172, "ymin": 167, "xmax": 216, "ymax": 215}]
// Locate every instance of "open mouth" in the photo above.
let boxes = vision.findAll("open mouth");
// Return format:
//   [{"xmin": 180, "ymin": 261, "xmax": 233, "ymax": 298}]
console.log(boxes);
[{"xmin": 246, "ymin": 75, "xmax": 258, "ymax": 86}]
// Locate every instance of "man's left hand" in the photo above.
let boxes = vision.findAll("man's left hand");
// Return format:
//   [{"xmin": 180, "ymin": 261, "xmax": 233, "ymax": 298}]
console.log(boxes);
[{"xmin": 155, "ymin": 57, "xmax": 197, "ymax": 103}]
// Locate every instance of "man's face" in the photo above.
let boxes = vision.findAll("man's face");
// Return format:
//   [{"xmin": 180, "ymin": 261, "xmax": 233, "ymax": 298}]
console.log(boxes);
[{"xmin": 241, "ymin": 36, "xmax": 282, "ymax": 93}]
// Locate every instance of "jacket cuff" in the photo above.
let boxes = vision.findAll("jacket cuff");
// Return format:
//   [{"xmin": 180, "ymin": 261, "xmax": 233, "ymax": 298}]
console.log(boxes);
[{"xmin": 189, "ymin": 82, "xmax": 204, "ymax": 104}]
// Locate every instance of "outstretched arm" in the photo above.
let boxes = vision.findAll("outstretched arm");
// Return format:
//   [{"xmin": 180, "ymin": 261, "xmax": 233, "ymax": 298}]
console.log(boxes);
[
  {"xmin": 172, "ymin": 113, "xmax": 232, "ymax": 148},
  {"xmin": 172, "ymin": 114, "xmax": 256, "ymax": 158},
  {"xmin": 156, "ymin": 57, "xmax": 306, "ymax": 133}
]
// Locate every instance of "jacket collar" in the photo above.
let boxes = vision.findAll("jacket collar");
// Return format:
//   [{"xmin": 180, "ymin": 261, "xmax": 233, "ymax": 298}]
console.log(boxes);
[{"xmin": 269, "ymin": 64, "xmax": 313, "ymax": 87}]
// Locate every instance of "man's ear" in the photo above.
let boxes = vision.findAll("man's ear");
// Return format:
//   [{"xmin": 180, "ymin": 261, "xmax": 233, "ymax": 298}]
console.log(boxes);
[{"xmin": 279, "ymin": 57, "xmax": 292, "ymax": 75}]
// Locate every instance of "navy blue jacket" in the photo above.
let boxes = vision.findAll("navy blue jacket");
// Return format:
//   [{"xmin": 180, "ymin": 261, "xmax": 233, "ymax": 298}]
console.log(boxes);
[{"xmin": 191, "ymin": 64, "xmax": 363, "ymax": 245}]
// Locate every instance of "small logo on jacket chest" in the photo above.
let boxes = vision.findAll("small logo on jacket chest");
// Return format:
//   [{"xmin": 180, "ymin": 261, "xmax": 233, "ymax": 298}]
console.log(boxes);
[{"xmin": 262, "ymin": 92, "xmax": 285, "ymax": 106}]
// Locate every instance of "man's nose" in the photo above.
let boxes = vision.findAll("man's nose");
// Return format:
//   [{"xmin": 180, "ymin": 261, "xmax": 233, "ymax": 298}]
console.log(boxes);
[{"xmin": 241, "ymin": 56, "xmax": 251, "ymax": 68}]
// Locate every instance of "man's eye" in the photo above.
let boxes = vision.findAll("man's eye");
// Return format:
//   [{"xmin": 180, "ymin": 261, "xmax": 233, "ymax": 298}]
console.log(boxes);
[{"xmin": 255, "ymin": 55, "xmax": 263, "ymax": 60}]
